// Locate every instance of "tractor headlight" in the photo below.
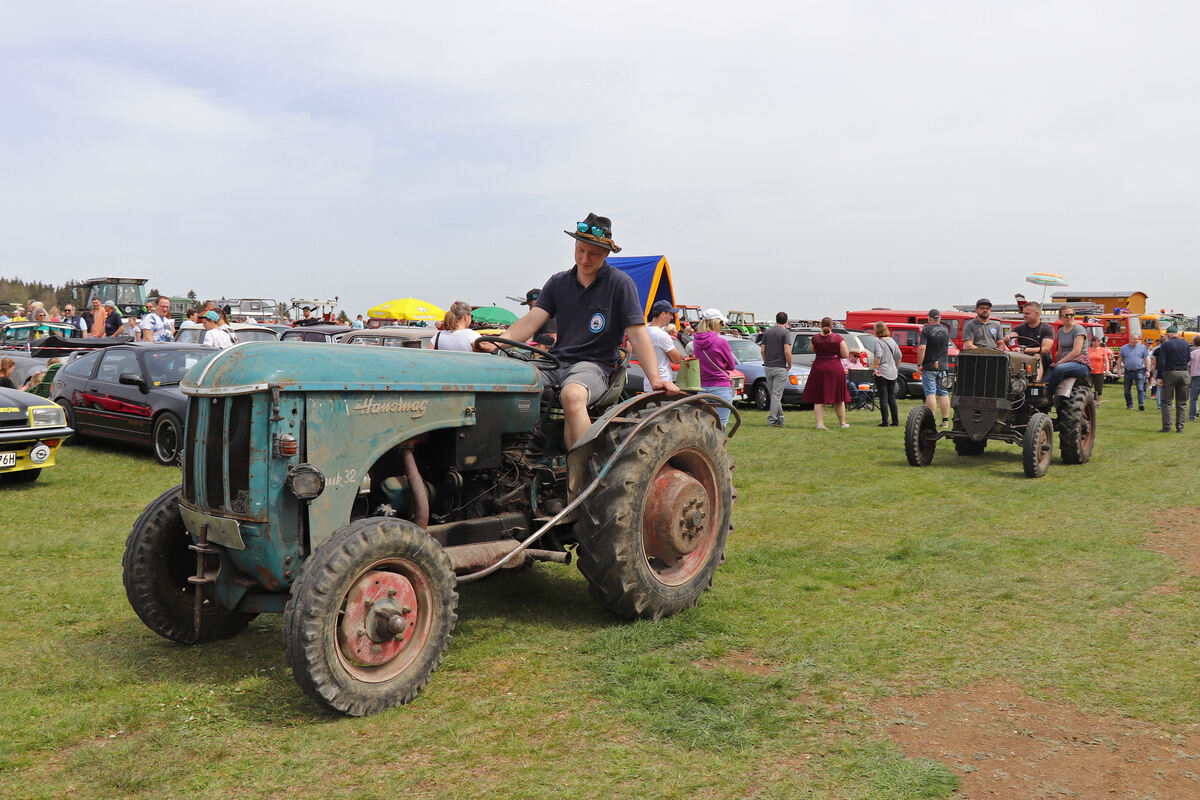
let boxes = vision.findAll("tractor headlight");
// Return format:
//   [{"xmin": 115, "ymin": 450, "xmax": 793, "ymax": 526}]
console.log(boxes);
[
  {"xmin": 286, "ymin": 464, "xmax": 326, "ymax": 501},
  {"xmin": 29, "ymin": 405, "xmax": 65, "ymax": 428},
  {"xmin": 940, "ymin": 374, "xmax": 955, "ymax": 390}
]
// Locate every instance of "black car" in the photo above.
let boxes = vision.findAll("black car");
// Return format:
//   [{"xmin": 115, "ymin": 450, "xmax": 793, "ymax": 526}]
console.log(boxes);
[{"xmin": 49, "ymin": 343, "xmax": 216, "ymax": 465}]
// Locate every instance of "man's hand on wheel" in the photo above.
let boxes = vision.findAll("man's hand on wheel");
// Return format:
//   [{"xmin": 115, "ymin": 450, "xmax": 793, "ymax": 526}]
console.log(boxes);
[{"xmin": 654, "ymin": 380, "xmax": 682, "ymax": 396}]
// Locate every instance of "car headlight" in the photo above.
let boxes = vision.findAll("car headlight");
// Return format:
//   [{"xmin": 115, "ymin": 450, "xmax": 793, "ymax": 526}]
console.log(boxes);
[{"xmin": 29, "ymin": 405, "xmax": 65, "ymax": 428}]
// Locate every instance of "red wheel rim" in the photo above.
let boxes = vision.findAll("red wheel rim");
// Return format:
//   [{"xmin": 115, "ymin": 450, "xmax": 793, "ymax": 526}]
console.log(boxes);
[
  {"xmin": 641, "ymin": 448, "xmax": 722, "ymax": 586},
  {"xmin": 335, "ymin": 559, "xmax": 433, "ymax": 683}
]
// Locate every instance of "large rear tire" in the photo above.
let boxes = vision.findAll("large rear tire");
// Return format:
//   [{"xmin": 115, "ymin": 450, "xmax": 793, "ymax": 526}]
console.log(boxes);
[
  {"xmin": 284, "ymin": 518, "xmax": 458, "ymax": 716},
  {"xmin": 575, "ymin": 404, "xmax": 734, "ymax": 620},
  {"xmin": 904, "ymin": 405, "xmax": 938, "ymax": 466},
  {"xmin": 1022, "ymin": 412, "xmax": 1053, "ymax": 478},
  {"xmin": 123, "ymin": 485, "xmax": 255, "ymax": 644},
  {"xmin": 1058, "ymin": 385, "xmax": 1096, "ymax": 464}
]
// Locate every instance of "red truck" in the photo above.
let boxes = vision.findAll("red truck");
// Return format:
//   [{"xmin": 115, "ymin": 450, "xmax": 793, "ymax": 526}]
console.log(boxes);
[{"xmin": 844, "ymin": 309, "xmax": 976, "ymax": 350}]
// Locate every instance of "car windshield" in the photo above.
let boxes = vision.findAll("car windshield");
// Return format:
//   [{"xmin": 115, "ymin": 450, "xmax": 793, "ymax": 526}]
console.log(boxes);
[
  {"xmin": 143, "ymin": 349, "xmax": 215, "ymax": 386},
  {"xmin": 237, "ymin": 329, "xmax": 277, "ymax": 342},
  {"xmin": 727, "ymin": 339, "xmax": 761, "ymax": 362}
]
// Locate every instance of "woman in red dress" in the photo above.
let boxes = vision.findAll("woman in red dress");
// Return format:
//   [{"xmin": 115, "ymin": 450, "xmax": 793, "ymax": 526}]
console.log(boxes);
[{"xmin": 800, "ymin": 317, "xmax": 851, "ymax": 429}]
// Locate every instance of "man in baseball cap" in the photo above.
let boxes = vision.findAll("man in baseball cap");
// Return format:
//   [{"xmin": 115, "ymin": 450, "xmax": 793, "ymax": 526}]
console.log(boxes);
[
  {"xmin": 962, "ymin": 297, "xmax": 1003, "ymax": 350},
  {"xmin": 642, "ymin": 300, "xmax": 683, "ymax": 392}
]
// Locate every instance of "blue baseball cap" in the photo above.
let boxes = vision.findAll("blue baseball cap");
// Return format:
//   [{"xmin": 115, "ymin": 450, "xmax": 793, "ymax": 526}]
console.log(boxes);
[{"xmin": 650, "ymin": 300, "xmax": 677, "ymax": 316}]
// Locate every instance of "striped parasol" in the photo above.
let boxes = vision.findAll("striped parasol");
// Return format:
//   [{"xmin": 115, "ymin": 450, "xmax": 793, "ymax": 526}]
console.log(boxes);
[{"xmin": 1025, "ymin": 272, "xmax": 1068, "ymax": 304}]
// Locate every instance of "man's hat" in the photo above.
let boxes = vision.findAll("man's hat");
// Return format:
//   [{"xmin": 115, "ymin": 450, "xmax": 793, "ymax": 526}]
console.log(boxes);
[
  {"xmin": 565, "ymin": 212, "xmax": 621, "ymax": 253},
  {"xmin": 975, "ymin": 298, "xmax": 992, "ymax": 308},
  {"xmin": 927, "ymin": 308, "xmax": 941, "ymax": 319},
  {"xmin": 302, "ymin": 306, "xmax": 312, "ymax": 312},
  {"xmin": 524, "ymin": 289, "xmax": 540, "ymax": 306},
  {"xmin": 1167, "ymin": 324, "xmax": 1179, "ymax": 333},
  {"xmin": 650, "ymin": 299, "xmax": 677, "ymax": 317},
  {"xmin": 104, "ymin": 300, "xmax": 116, "ymax": 307}
]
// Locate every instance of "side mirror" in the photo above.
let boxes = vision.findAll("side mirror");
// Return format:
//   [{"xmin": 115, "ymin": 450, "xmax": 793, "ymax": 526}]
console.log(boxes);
[{"xmin": 119, "ymin": 372, "xmax": 148, "ymax": 392}]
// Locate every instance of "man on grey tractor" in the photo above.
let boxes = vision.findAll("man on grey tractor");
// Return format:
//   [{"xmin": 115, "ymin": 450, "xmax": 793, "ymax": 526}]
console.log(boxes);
[{"xmin": 505, "ymin": 213, "xmax": 680, "ymax": 449}]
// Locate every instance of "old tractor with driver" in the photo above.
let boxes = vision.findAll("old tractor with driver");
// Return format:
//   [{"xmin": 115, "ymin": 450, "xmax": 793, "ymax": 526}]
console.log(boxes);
[
  {"xmin": 904, "ymin": 347, "xmax": 1096, "ymax": 478},
  {"xmin": 123, "ymin": 338, "xmax": 738, "ymax": 716}
]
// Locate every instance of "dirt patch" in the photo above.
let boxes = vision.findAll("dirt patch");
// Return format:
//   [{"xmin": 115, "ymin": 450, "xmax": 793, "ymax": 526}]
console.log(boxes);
[
  {"xmin": 1147, "ymin": 508, "xmax": 1200, "ymax": 577},
  {"xmin": 691, "ymin": 648, "xmax": 777, "ymax": 676},
  {"xmin": 873, "ymin": 681, "xmax": 1200, "ymax": 799}
]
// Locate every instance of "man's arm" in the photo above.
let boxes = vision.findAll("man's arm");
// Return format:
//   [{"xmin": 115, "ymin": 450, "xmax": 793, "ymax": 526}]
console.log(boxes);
[
  {"xmin": 628, "ymin": 324, "xmax": 679, "ymax": 394},
  {"xmin": 665, "ymin": 342, "xmax": 682, "ymax": 366},
  {"xmin": 504, "ymin": 307, "xmax": 550, "ymax": 345},
  {"xmin": 784, "ymin": 336, "xmax": 792, "ymax": 369}
]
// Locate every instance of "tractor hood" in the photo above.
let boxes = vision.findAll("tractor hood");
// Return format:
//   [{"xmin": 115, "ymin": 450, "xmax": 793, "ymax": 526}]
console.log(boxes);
[{"xmin": 182, "ymin": 341, "xmax": 542, "ymax": 397}]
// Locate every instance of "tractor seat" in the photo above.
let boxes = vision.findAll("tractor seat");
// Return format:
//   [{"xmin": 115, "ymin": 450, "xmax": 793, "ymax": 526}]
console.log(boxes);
[{"xmin": 541, "ymin": 346, "xmax": 631, "ymax": 418}]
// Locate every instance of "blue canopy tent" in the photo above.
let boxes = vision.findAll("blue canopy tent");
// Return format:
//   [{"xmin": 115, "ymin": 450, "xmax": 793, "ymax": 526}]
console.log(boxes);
[{"xmin": 608, "ymin": 256, "xmax": 676, "ymax": 323}]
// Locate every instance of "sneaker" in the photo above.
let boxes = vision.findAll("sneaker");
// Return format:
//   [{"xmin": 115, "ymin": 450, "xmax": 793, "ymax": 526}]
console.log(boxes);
[
  {"xmin": 1178, "ymin": 426, "xmax": 1185, "ymax": 433},
  {"xmin": 768, "ymin": 421, "xmax": 784, "ymax": 428},
  {"xmin": 1139, "ymin": 405, "xmax": 1145, "ymax": 411},
  {"xmin": 878, "ymin": 422, "xmax": 890, "ymax": 428},
  {"xmin": 1158, "ymin": 427, "xmax": 1172, "ymax": 433},
  {"xmin": 890, "ymin": 421, "xmax": 899, "ymax": 426},
  {"xmin": 1126, "ymin": 405, "xmax": 1133, "ymax": 410}
]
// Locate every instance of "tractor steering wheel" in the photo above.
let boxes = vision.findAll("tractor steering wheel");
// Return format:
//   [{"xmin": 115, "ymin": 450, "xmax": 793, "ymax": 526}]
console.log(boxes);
[{"xmin": 474, "ymin": 335, "xmax": 562, "ymax": 370}]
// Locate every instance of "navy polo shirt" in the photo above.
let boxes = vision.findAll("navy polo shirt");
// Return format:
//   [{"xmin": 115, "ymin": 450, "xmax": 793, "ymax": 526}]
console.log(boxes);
[{"xmin": 535, "ymin": 262, "xmax": 644, "ymax": 371}]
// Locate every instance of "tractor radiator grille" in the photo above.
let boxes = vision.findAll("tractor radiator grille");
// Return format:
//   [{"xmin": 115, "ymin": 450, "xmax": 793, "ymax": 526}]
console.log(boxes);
[
  {"xmin": 955, "ymin": 353, "xmax": 1008, "ymax": 400},
  {"xmin": 182, "ymin": 395, "xmax": 253, "ymax": 511}
]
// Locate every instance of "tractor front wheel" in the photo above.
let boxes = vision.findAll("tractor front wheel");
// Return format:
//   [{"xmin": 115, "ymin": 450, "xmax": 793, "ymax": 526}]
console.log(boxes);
[
  {"xmin": 576, "ymin": 404, "xmax": 734, "ymax": 620},
  {"xmin": 284, "ymin": 518, "xmax": 458, "ymax": 716},
  {"xmin": 1022, "ymin": 412, "xmax": 1053, "ymax": 478},
  {"xmin": 904, "ymin": 405, "xmax": 938, "ymax": 466},
  {"xmin": 123, "ymin": 485, "xmax": 255, "ymax": 644}
]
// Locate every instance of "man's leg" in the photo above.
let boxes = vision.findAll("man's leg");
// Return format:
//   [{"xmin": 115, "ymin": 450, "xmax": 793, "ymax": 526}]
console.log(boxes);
[
  {"xmin": 1160, "ymin": 375, "xmax": 1174, "ymax": 431},
  {"xmin": 560, "ymin": 382, "xmax": 592, "ymax": 449},
  {"xmin": 1169, "ymin": 372, "xmax": 1187, "ymax": 430},
  {"xmin": 938, "ymin": 393, "xmax": 951, "ymax": 425},
  {"xmin": 1123, "ymin": 370, "xmax": 1134, "ymax": 408},
  {"xmin": 1136, "ymin": 370, "xmax": 1146, "ymax": 409},
  {"xmin": 766, "ymin": 367, "xmax": 786, "ymax": 426}
]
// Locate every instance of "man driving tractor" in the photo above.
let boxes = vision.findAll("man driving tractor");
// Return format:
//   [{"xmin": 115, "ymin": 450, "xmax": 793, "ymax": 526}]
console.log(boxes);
[{"xmin": 504, "ymin": 213, "xmax": 680, "ymax": 448}]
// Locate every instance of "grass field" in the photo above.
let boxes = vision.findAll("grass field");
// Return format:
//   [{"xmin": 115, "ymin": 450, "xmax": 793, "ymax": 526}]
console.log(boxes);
[{"xmin": 1, "ymin": 397, "xmax": 1197, "ymax": 799}]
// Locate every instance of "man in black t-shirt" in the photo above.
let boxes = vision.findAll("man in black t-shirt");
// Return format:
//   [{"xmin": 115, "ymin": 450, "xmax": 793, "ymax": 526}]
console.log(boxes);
[
  {"xmin": 505, "ymin": 213, "xmax": 679, "ymax": 448},
  {"xmin": 1008, "ymin": 300, "xmax": 1055, "ymax": 378},
  {"xmin": 916, "ymin": 308, "xmax": 952, "ymax": 427}
]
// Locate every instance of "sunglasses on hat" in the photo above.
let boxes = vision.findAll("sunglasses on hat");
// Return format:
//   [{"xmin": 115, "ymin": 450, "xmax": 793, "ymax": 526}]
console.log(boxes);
[{"xmin": 576, "ymin": 222, "xmax": 608, "ymax": 238}]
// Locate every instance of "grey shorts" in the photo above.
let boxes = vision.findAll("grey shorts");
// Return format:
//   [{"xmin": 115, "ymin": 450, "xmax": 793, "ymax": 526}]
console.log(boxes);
[{"xmin": 539, "ymin": 361, "xmax": 610, "ymax": 404}]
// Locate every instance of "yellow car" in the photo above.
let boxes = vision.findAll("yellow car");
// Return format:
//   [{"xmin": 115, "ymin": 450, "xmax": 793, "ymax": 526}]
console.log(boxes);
[{"xmin": 0, "ymin": 388, "xmax": 72, "ymax": 484}]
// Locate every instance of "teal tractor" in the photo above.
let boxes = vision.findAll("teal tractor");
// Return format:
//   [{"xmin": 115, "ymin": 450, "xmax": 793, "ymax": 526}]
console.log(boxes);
[{"xmin": 124, "ymin": 338, "xmax": 738, "ymax": 716}]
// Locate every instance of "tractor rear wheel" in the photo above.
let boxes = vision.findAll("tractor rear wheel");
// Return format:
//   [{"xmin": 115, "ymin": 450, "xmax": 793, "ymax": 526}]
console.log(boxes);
[
  {"xmin": 953, "ymin": 437, "xmax": 986, "ymax": 456},
  {"xmin": 575, "ymin": 404, "xmax": 734, "ymax": 620},
  {"xmin": 1058, "ymin": 385, "xmax": 1096, "ymax": 464},
  {"xmin": 904, "ymin": 405, "xmax": 938, "ymax": 466},
  {"xmin": 1022, "ymin": 412, "xmax": 1053, "ymax": 478},
  {"xmin": 284, "ymin": 518, "xmax": 458, "ymax": 716},
  {"xmin": 123, "ymin": 485, "xmax": 255, "ymax": 644}
]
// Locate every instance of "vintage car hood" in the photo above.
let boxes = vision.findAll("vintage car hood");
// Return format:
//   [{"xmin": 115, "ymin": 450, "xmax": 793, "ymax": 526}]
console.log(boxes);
[
  {"xmin": 0, "ymin": 387, "xmax": 58, "ymax": 420},
  {"xmin": 182, "ymin": 341, "xmax": 542, "ymax": 396}
]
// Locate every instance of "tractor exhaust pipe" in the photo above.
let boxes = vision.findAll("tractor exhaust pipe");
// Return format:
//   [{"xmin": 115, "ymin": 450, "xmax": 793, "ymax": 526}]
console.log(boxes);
[{"xmin": 400, "ymin": 446, "xmax": 429, "ymax": 529}]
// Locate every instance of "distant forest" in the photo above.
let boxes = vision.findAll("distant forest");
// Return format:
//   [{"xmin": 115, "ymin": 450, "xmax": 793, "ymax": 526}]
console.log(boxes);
[{"xmin": 0, "ymin": 277, "xmax": 73, "ymax": 311}]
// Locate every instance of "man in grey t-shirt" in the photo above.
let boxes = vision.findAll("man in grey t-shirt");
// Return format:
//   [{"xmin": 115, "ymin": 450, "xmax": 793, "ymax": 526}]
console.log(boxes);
[
  {"xmin": 961, "ymin": 298, "xmax": 1005, "ymax": 350},
  {"xmin": 760, "ymin": 312, "xmax": 792, "ymax": 427}
]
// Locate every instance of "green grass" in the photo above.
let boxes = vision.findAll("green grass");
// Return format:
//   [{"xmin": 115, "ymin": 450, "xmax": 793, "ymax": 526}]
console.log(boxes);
[{"xmin": 1, "ymin": 399, "xmax": 1197, "ymax": 799}]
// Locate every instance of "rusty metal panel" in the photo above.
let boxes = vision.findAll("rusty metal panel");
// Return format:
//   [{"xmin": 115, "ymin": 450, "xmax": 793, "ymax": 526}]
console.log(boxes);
[{"xmin": 304, "ymin": 390, "xmax": 476, "ymax": 547}]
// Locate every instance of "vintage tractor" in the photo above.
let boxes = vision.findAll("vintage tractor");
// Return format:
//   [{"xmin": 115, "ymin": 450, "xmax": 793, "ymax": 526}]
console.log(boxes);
[
  {"xmin": 123, "ymin": 339, "xmax": 738, "ymax": 716},
  {"xmin": 903, "ymin": 347, "xmax": 1096, "ymax": 478}
]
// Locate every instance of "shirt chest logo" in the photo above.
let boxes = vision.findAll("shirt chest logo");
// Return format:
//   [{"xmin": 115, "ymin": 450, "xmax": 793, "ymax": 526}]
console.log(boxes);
[{"xmin": 589, "ymin": 312, "xmax": 606, "ymax": 333}]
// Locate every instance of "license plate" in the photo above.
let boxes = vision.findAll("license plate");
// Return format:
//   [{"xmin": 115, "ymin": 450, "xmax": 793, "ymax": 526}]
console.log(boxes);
[{"xmin": 0, "ymin": 452, "xmax": 15, "ymax": 468}]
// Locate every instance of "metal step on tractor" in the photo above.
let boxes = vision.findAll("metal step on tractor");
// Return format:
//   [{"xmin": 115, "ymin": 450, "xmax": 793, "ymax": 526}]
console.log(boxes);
[
  {"xmin": 123, "ymin": 336, "xmax": 738, "ymax": 716},
  {"xmin": 903, "ymin": 347, "xmax": 1096, "ymax": 478}
]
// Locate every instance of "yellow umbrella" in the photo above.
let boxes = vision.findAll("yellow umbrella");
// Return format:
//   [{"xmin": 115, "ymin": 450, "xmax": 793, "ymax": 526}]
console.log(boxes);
[{"xmin": 368, "ymin": 297, "xmax": 445, "ymax": 321}]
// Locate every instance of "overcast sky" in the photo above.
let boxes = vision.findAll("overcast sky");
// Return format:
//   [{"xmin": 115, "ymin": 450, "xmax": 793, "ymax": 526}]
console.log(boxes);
[{"xmin": 3, "ymin": 2, "xmax": 1198, "ymax": 320}]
